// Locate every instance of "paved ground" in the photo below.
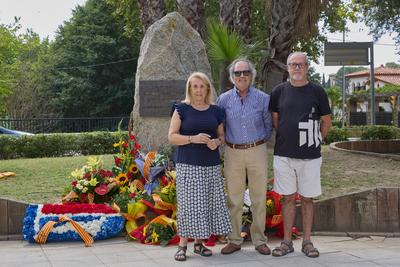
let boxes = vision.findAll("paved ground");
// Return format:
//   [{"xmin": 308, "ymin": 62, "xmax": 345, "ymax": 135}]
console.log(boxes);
[{"xmin": 1, "ymin": 235, "xmax": 400, "ymax": 267}]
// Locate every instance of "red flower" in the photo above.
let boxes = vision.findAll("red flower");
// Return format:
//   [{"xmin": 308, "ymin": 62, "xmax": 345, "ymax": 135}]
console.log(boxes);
[
  {"xmin": 83, "ymin": 172, "xmax": 91, "ymax": 179},
  {"xmin": 95, "ymin": 184, "xmax": 109, "ymax": 196},
  {"xmin": 129, "ymin": 134, "xmax": 136, "ymax": 141},
  {"xmin": 127, "ymin": 172, "xmax": 133, "ymax": 179},
  {"xmin": 114, "ymin": 157, "xmax": 121, "ymax": 166},
  {"xmin": 135, "ymin": 143, "xmax": 141, "ymax": 150},
  {"xmin": 71, "ymin": 181, "xmax": 77, "ymax": 187},
  {"xmin": 160, "ymin": 175, "xmax": 169, "ymax": 186},
  {"xmin": 123, "ymin": 143, "xmax": 129, "ymax": 148},
  {"xmin": 129, "ymin": 193, "xmax": 136, "ymax": 198},
  {"xmin": 41, "ymin": 203, "xmax": 116, "ymax": 214},
  {"xmin": 131, "ymin": 149, "xmax": 137, "ymax": 156}
]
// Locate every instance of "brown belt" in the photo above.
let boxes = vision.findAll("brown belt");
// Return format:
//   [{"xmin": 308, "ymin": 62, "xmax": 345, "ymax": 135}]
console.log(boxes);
[{"xmin": 225, "ymin": 139, "xmax": 266, "ymax": 149}]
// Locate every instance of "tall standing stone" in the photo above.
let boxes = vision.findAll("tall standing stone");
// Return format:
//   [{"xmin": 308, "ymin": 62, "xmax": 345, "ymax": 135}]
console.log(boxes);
[{"xmin": 132, "ymin": 12, "xmax": 212, "ymax": 150}]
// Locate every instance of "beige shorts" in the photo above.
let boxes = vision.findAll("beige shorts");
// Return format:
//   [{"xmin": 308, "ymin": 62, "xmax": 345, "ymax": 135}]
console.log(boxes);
[{"xmin": 273, "ymin": 156, "xmax": 322, "ymax": 198}]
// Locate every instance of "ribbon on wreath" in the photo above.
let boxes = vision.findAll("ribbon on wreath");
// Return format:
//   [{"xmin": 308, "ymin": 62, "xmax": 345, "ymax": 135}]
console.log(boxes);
[
  {"xmin": 35, "ymin": 215, "xmax": 94, "ymax": 246},
  {"xmin": 152, "ymin": 194, "xmax": 176, "ymax": 219}
]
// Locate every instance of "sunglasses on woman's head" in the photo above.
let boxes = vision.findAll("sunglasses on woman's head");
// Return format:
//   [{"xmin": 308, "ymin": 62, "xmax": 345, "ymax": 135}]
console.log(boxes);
[{"xmin": 233, "ymin": 70, "xmax": 251, "ymax": 77}]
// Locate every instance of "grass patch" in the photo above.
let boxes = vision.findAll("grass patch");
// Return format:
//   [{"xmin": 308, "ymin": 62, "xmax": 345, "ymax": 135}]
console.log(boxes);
[{"xmin": 0, "ymin": 154, "xmax": 114, "ymax": 203}]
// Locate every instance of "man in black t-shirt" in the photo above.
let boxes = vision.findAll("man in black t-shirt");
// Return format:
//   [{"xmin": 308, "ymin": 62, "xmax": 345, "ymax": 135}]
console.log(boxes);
[{"xmin": 268, "ymin": 52, "xmax": 332, "ymax": 258}]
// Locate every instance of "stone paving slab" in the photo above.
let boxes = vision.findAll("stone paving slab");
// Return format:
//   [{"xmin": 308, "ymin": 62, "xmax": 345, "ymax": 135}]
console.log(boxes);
[{"xmin": 1, "ymin": 235, "xmax": 400, "ymax": 267}]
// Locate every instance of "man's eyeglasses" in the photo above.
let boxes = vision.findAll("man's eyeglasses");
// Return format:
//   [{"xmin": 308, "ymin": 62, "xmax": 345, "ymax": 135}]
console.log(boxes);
[
  {"xmin": 233, "ymin": 70, "xmax": 251, "ymax": 77},
  {"xmin": 287, "ymin": 63, "xmax": 307, "ymax": 69}
]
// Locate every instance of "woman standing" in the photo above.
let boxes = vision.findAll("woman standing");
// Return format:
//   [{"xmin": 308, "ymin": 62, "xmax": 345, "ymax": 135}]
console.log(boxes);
[{"xmin": 168, "ymin": 72, "xmax": 232, "ymax": 261}]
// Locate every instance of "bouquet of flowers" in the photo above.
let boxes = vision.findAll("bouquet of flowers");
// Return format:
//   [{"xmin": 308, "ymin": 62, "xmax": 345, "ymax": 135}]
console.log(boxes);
[
  {"xmin": 64, "ymin": 157, "xmax": 118, "ymax": 203},
  {"xmin": 130, "ymin": 215, "xmax": 179, "ymax": 246}
]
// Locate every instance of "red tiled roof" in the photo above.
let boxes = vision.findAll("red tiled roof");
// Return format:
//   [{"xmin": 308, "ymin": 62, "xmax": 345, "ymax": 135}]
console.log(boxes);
[
  {"xmin": 345, "ymin": 65, "xmax": 400, "ymax": 85},
  {"xmin": 375, "ymin": 76, "xmax": 400, "ymax": 85},
  {"xmin": 345, "ymin": 65, "xmax": 400, "ymax": 77}
]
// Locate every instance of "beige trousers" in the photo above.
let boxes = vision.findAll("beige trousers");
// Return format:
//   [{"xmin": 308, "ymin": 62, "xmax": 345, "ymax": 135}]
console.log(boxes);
[{"xmin": 224, "ymin": 144, "xmax": 268, "ymax": 247}]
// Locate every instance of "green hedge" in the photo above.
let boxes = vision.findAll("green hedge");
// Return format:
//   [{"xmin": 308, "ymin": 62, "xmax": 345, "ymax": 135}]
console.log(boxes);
[
  {"xmin": 325, "ymin": 125, "xmax": 400, "ymax": 144},
  {"xmin": 0, "ymin": 132, "xmax": 127, "ymax": 160}
]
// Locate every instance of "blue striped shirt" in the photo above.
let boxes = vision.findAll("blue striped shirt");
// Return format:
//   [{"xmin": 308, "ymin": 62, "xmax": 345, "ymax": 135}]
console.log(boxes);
[{"xmin": 217, "ymin": 86, "xmax": 273, "ymax": 144}]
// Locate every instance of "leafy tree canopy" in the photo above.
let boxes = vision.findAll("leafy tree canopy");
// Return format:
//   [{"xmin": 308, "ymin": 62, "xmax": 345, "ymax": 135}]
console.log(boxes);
[
  {"xmin": 351, "ymin": 0, "xmax": 400, "ymax": 51},
  {"xmin": 51, "ymin": 0, "xmax": 138, "ymax": 117}
]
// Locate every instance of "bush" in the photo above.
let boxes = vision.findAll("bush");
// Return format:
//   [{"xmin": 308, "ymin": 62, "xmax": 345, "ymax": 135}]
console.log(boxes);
[
  {"xmin": 361, "ymin": 125, "xmax": 397, "ymax": 140},
  {"xmin": 325, "ymin": 127, "xmax": 349, "ymax": 144},
  {"xmin": 0, "ymin": 132, "xmax": 125, "ymax": 160}
]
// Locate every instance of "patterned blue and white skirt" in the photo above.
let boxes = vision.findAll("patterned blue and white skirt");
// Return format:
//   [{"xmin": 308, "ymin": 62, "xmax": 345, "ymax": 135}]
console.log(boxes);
[{"xmin": 175, "ymin": 163, "xmax": 232, "ymax": 239}]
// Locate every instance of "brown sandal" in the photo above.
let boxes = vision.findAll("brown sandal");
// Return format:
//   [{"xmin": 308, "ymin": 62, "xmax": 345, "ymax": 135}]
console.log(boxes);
[
  {"xmin": 272, "ymin": 240, "xmax": 294, "ymax": 257},
  {"xmin": 302, "ymin": 240, "xmax": 319, "ymax": 258},
  {"xmin": 194, "ymin": 243, "xmax": 212, "ymax": 257},
  {"xmin": 174, "ymin": 245, "xmax": 187, "ymax": 261}
]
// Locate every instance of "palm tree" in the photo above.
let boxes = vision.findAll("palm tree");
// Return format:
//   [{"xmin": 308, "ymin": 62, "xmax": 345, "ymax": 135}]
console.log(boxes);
[
  {"xmin": 207, "ymin": 20, "xmax": 262, "ymax": 93},
  {"xmin": 176, "ymin": 0, "xmax": 206, "ymax": 39},
  {"xmin": 219, "ymin": 0, "xmax": 236, "ymax": 31},
  {"xmin": 136, "ymin": 0, "xmax": 167, "ymax": 32},
  {"xmin": 207, "ymin": 21, "xmax": 244, "ymax": 92},
  {"xmin": 235, "ymin": 0, "xmax": 252, "ymax": 44},
  {"xmin": 261, "ymin": 0, "xmax": 322, "ymax": 93}
]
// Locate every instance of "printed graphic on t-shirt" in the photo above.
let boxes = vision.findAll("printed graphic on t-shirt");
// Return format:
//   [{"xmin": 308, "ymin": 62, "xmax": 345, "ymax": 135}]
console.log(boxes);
[{"xmin": 298, "ymin": 107, "xmax": 322, "ymax": 147}]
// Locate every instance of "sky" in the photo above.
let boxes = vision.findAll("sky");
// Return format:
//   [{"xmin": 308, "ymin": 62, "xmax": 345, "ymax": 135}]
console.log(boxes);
[{"xmin": 1, "ymin": 0, "xmax": 399, "ymax": 78}]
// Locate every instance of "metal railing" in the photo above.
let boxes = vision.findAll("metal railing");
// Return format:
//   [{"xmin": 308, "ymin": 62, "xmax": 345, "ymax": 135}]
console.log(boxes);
[{"xmin": 0, "ymin": 117, "xmax": 130, "ymax": 134}]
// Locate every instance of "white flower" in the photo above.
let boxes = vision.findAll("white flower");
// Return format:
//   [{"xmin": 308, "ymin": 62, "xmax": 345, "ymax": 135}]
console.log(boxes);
[{"xmin": 82, "ymin": 187, "xmax": 88, "ymax": 193}]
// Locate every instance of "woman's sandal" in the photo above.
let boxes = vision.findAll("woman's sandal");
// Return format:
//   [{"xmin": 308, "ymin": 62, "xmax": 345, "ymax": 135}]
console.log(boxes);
[
  {"xmin": 302, "ymin": 240, "xmax": 319, "ymax": 258},
  {"xmin": 272, "ymin": 240, "xmax": 294, "ymax": 257},
  {"xmin": 174, "ymin": 245, "xmax": 187, "ymax": 261},
  {"xmin": 194, "ymin": 243, "xmax": 212, "ymax": 257}
]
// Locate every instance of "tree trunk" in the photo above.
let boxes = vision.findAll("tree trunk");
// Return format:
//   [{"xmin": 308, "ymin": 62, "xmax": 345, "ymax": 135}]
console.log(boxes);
[
  {"xmin": 176, "ymin": 0, "xmax": 206, "ymax": 39},
  {"xmin": 261, "ymin": 0, "xmax": 321, "ymax": 94},
  {"xmin": 235, "ymin": 0, "xmax": 252, "ymax": 44},
  {"xmin": 219, "ymin": 0, "xmax": 236, "ymax": 32},
  {"xmin": 136, "ymin": 0, "xmax": 167, "ymax": 32}
]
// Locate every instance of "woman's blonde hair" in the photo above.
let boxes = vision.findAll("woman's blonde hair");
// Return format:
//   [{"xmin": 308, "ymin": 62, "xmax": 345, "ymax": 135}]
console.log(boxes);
[{"xmin": 183, "ymin": 72, "xmax": 215, "ymax": 105}]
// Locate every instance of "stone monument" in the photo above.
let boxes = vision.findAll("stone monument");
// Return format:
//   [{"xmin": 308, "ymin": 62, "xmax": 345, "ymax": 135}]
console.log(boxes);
[{"xmin": 132, "ymin": 12, "xmax": 212, "ymax": 150}]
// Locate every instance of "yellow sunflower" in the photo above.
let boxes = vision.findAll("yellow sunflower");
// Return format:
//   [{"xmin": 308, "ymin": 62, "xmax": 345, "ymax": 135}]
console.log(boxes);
[
  {"xmin": 129, "ymin": 164, "xmax": 139, "ymax": 174},
  {"xmin": 116, "ymin": 173, "xmax": 129, "ymax": 186}
]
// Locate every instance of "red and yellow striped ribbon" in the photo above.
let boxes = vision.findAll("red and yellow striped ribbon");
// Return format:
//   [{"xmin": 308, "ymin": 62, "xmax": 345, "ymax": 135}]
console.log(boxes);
[
  {"xmin": 143, "ymin": 151, "xmax": 156, "ymax": 180},
  {"xmin": 35, "ymin": 215, "xmax": 94, "ymax": 247}
]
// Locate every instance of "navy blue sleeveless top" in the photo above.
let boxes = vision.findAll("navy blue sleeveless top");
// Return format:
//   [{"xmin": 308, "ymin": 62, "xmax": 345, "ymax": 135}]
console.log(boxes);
[{"xmin": 175, "ymin": 103, "xmax": 224, "ymax": 166}]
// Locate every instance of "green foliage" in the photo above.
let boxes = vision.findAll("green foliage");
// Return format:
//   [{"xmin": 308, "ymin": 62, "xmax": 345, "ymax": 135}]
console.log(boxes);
[
  {"xmin": 325, "ymin": 125, "xmax": 400, "ymax": 144},
  {"xmin": 325, "ymin": 86, "xmax": 342, "ymax": 121},
  {"xmin": 325, "ymin": 126, "xmax": 349, "ymax": 144},
  {"xmin": 0, "ymin": 131, "xmax": 127, "ymax": 159},
  {"xmin": 207, "ymin": 20, "xmax": 245, "ymax": 63},
  {"xmin": 385, "ymin": 62, "xmax": 400, "ymax": 69},
  {"xmin": 352, "ymin": 0, "xmax": 400, "ymax": 50},
  {"xmin": 307, "ymin": 67, "xmax": 322, "ymax": 85},
  {"xmin": 335, "ymin": 66, "xmax": 367, "ymax": 90},
  {"xmin": 50, "ymin": 0, "xmax": 137, "ymax": 117},
  {"xmin": 105, "ymin": 0, "xmax": 143, "ymax": 46},
  {"xmin": 352, "ymin": 84, "xmax": 400, "ymax": 97},
  {"xmin": 206, "ymin": 20, "xmax": 263, "ymax": 92},
  {"xmin": 360, "ymin": 125, "xmax": 398, "ymax": 140}
]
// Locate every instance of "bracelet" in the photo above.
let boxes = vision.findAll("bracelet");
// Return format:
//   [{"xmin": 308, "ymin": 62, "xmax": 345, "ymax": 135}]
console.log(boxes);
[{"xmin": 188, "ymin": 136, "xmax": 191, "ymax": 143}]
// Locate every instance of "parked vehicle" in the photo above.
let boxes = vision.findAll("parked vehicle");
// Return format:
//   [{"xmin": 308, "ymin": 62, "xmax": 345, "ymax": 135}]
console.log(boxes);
[{"xmin": 0, "ymin": 126, "xmax": 34, "ymax": 137}]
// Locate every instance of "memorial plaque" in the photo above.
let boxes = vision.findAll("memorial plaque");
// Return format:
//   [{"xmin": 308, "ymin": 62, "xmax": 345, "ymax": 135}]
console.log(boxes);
[{"xmin": 139, "ymin": 80, "xmax": 186, "ymax": 117}]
